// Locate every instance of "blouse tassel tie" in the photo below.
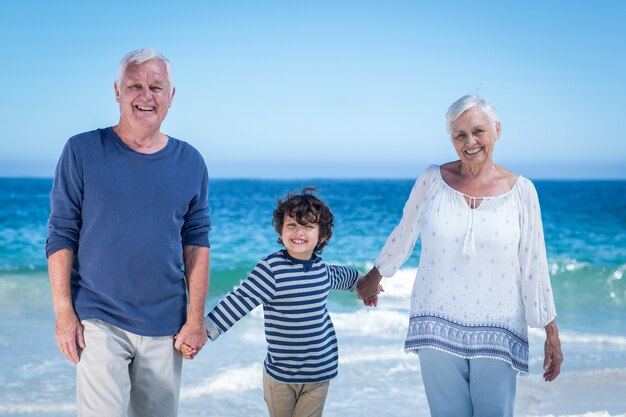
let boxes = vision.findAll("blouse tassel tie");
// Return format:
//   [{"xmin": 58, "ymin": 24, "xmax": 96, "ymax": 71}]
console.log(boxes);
[{"xmin": 462, "ymin": 196, "xmax": 477, "ymax": 255}]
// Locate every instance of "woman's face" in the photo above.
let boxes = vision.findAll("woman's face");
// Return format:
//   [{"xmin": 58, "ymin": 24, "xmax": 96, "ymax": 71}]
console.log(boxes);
[{"xmin": 450, "ymin": 107, "xmax": 501, "ymax": 168}]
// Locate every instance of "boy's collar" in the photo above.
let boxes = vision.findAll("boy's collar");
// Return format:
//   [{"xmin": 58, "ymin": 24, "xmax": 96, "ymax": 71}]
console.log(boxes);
[{"xmin": 281, "ymin": 249, "xmax": 319, "ymax": 265}]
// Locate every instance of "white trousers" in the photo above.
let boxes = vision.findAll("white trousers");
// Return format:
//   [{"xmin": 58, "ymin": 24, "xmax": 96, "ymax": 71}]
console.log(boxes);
[
  {"xmin": 77, "ymin": 319, "xmax": 182, "ymax": 417},
  {"xmin": 418, "ymin": 348, "xmax": 517, "ymax": 417}
]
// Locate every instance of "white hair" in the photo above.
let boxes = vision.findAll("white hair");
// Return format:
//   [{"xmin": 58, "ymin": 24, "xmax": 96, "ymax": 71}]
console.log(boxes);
[
  {"xmin": 116, "ymin": 48, "xmax": 174, "ymax": 93},
  {"xmin": 445, "ymin": 95, "xmax": 499, "ymax": 134}
]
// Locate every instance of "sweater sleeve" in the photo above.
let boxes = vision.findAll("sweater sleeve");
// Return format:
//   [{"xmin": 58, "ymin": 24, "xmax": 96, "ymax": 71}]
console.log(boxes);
[
  {"xmin": 182, "ymin": 162, "xmax": 211, "ymax": 247},
  {"xmin": 374, "ymin": 166, "xmax": 436, "ymax": 277},
  {"xmin": 205, "ymin": 259, "xmax": 276, "ymax": 340},
  {"xmin": 46, "ymin": 139, "xmax": 83, "ymax": 257},
  {"xmin": 518, "ymin": 179, "xmax": 557, "ymax": 328},
  {"xmin": 327, "ymin": 264, "xmax": 361, "ymax": 291}
]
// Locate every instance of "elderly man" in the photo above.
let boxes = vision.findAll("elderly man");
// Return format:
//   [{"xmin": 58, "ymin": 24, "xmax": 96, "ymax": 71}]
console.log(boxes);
[{"xmin": 46, "ymin": 48, "xmax": 210, "ymax": 417}]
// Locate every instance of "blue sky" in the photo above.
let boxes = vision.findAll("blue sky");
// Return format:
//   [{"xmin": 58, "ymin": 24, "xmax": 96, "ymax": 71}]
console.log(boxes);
[{"xmin": 1, "ymin": 0, "xmax": 624, "ymax": 178}]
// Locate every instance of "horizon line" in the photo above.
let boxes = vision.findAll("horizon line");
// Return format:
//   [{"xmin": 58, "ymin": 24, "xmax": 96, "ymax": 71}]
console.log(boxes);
[
  {"xmin": 1, "ymin": 160, "xmax": 624, "ymax": 180},
  {"xmin": 2, "ymin": 175, "xmax": 625, "ymax": 181}
]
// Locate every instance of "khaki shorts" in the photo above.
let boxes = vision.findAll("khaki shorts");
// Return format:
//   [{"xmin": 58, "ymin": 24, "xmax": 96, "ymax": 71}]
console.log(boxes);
[{"xmin": 263, "ymin": 369, "xmax": 330, "ymax": 417}]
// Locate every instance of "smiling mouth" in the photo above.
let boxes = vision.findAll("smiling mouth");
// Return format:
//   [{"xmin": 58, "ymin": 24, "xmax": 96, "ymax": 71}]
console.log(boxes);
[
  {"xmin": 291, "ymin": 239, "xmax": 307, "ymax": 244},
  {"xmin": 135, "ymin": 105, "xmax": 156, "ymax": 111},
  {"xmin": 465, "ymin": 147, "xmax": 482, "ymax": 155}
]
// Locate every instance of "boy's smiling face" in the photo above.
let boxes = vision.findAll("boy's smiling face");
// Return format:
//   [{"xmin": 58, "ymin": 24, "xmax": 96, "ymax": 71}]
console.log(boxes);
[{"xmin": 280, "ymin": 215, "xmax": 322, "ymax": 261}]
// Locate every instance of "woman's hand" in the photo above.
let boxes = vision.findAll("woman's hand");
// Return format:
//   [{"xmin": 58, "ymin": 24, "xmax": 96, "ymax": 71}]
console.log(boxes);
[
  {"xmin": 543, "ymin": 320, "xmax": 563, "ymax": 382},
  {"xmin": 357, "ymin": 267, "xmax": 383, "ymax": 301},
  {"xmin": 360, "ymin": 284, "xmax": 384, "ymax": 307}
]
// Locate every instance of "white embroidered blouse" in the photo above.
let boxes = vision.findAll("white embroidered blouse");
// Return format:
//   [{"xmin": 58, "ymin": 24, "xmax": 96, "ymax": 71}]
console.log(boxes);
[{"xmin": 375, "ymin": 165, "xmax": 557, "ymax": 373}]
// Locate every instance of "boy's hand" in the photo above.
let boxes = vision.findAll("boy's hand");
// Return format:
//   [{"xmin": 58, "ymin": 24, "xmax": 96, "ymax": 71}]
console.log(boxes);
[
  {"xmin": 361, "ymin": 284, "xmax": 384, "ymax": 307},
  {"xmin": 356, "ymin": 267, "xmax": 383, "ymax": 300},
  {"xmin": 177, "ymin": 341, "xmax": 199, "ymax": 359}
]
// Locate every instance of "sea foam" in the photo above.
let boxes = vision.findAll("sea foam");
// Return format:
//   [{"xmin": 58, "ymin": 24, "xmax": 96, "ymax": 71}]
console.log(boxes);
[{"xmin": 181, "ymin": 364, "xmax": 263, "ymax": 399}]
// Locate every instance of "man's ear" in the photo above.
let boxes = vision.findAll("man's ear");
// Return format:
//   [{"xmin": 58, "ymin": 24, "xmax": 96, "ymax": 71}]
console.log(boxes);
[{"xmin": 169, "ymin": 86, "xmax": 176, "ymax": 107}]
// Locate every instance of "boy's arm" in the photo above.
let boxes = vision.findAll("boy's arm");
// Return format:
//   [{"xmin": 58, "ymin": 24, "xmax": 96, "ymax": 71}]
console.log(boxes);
[
  {"xmin": 204, "ymin": 315, "xmax": 222, "ymax": 340},
  {"xmin": 327, "ymin": 264, "xmax": 361, "ymax": 291},
  {"xmin": 205, "ymin": 259, "xmax": 276, "ymax": 340},
  {"xmin": 327, "ymin": 264, "xmax": 384, "ymax": 307}
]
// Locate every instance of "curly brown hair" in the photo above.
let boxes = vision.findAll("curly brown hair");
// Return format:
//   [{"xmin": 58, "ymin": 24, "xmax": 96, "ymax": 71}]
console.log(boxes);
[{"xmin": 272, "ymin": 187, "xmax": 334, "ymax": 254}]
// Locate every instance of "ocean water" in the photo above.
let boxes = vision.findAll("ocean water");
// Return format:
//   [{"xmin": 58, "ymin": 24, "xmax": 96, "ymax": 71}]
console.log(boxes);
[{"xmin": 0, "ymin": 177, "xmax": 625, "ymax": 416}]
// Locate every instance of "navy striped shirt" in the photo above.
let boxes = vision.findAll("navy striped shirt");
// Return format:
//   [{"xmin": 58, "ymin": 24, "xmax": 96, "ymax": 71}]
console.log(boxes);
[{"xmin": 205, "ymin": 250, "xmax": 360, "ymax": 383}]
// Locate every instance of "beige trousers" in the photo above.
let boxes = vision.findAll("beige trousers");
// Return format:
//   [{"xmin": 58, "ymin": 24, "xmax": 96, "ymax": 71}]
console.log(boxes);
[
  {"xmin": 76, "ymin": 319, "xmax": 182, "ymax": 417},
  {"xmin": 263, "ymin": 370, "xmax": 330, "ymax": 417}
]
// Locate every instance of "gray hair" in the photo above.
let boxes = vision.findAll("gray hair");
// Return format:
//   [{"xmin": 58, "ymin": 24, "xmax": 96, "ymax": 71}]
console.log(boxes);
[
  {"xmin": 116, "ymin": 48, "xmax": 174, "ymax": 93},
  {"xmin": 445, "ymin": 95, "xmax": 499, "ymax": 134}
]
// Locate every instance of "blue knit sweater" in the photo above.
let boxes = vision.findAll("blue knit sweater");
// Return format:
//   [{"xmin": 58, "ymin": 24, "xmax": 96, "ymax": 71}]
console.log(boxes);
[{"xmin": 46, "ymin": 127, "xmax": 210, "ymax": 336}]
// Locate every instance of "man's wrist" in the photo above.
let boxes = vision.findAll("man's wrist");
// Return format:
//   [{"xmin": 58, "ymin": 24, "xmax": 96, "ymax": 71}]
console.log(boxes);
[
  {"xmin": 185, "ymin": 310, "xmax": 206, "ymax": 326},
  {"xmin": 53, "ymin": 303, "xmax": 76, "ymax": 317}
]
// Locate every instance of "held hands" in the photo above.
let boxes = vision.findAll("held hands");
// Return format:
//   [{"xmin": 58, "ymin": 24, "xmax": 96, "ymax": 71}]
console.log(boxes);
[
  {"xmin": 361, "ymin": 285, "xmax": 384, "ymax": 307},
  {"xmin": 357, "ymin": 268, "xmax": 384, "ymax": 307},
  {"xmin": 543, "ymin": 320, "xmax": 563, "ymax": 382},
  {"xmin": 178, "ymin": 342, "xmax": 197, "ymax": 359},
  {"xmin": 174, "ymin": 319, "xmax": 208, "ymax": 360},
  {"xmin": 54, "ymin": 309, "xmax": 85, "ymax": 364}
]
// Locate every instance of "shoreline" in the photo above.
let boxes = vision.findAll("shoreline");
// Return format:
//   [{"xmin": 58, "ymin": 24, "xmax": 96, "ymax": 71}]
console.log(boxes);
[{"xmin": 516, "ymin": 368, "xmax": 626, "ymax": 416}]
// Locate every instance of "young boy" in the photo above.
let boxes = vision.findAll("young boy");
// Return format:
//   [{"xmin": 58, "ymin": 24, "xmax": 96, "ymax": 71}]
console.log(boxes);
[{"xmin": 184, "ymin": 187, "xmax": 380, "ymax": 417}]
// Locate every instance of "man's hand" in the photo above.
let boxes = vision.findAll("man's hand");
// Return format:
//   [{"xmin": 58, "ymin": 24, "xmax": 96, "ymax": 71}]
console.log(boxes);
[
  {"xmin": 179, "ymin": 245, "xmax": 209, "ymax": 360},
  {"xmin": 55, "ymin": 309, "xmax": 85, "ymax": 364},
  {"xmin": 178, "ymin": 342, "xmax": 198, "ymax": 359},
  {"xmin": 174, "ymin": 320, "xmax": 208, "ymax": 360},
  {"xmin": 49, "ymin": 249, "xmax": 83, "ymax": 364}
]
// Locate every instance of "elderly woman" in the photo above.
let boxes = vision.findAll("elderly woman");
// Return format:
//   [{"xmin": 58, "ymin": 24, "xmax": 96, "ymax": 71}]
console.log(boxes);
[{"xmin": 357, "ymin": 95, "xmax": 563, "ymax": 416}]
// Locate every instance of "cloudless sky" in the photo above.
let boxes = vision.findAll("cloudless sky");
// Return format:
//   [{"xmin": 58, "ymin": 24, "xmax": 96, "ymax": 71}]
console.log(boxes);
[{"xmin": 1, "ymin": 0, "xmax": 625, "ymax": 178}]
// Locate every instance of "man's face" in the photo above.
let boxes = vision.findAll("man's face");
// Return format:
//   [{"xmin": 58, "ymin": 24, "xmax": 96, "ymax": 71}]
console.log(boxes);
[{"xmin": 114, "ymin": 59, "xmax": 174, "ymax": 132}]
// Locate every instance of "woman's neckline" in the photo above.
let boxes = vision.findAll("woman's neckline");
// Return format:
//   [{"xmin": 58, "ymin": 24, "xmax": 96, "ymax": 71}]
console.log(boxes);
[{"xmin": 436, "ymin": 165, "xmax": 521, "ymax": 200}]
